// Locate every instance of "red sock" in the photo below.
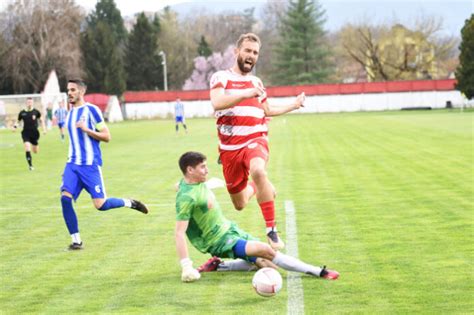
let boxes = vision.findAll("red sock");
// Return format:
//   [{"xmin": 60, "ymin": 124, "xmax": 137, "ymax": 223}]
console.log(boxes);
[{"xmin": 259, "ymin": 200, "xmax": 275, "ymax": 228}]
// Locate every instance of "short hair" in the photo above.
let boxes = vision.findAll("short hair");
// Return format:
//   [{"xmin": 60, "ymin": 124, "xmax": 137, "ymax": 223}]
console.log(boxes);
[
  {"xmin": 68, "ymin": 79, "xmax": 87, "ymax": 89},
  {"xmin": 26, "ymin": 97, "xmax": 33, "ymax": 101},
  {"xmin": 179, "ymin": 151, "xmax": 207, "ymax": 174},
  {"xmin": 236, "ymin": 33, "xmax": 261, "ymax": 48}
]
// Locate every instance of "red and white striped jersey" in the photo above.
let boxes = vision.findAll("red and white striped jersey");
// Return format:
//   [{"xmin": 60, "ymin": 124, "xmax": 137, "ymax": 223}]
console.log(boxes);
[{"xmin": 210, "ymin": 69, "xmax": 268, "ymax": 151}]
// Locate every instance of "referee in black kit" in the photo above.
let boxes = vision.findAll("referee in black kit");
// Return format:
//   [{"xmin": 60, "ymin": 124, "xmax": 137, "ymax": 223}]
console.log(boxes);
[{"xmin": 13, "ymin": 97, "xmax": 46, "ymax": 170}]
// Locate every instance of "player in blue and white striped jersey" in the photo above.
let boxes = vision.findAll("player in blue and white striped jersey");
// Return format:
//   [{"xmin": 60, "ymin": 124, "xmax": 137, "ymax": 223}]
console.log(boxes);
[
  {"xmin": 174, "ymin": 98, "xmax": 187, "ymax": 134},
  {"xmin": 54, "ymin": 100, "xmax": 68, "ymax": 141},
  {"xmin": 60, "ymin": 79, "xmax": 149, "ymax": 251}
]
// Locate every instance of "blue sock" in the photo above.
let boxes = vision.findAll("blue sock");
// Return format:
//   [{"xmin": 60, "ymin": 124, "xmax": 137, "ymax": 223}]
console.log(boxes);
[
  {"xmin": 98, "ymin": 198, "xmax": 125, "ymax": 211},
  {"xmin": 61, "ymin": 195, "xmax": 78, "ymax": 234}
]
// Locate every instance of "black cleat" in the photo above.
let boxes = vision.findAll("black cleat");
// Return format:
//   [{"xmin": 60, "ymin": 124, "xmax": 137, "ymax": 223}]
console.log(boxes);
[
  {"xmin": 131, "ymin": 199, "xmax": 149, "ymax": 214},
  {"xmin": 68, "ymin": 242, "xmax": 83, "ymax": 250},
  {"xmin": 267, "ymin": 228, "xmax": 285, "ymax": 250}
]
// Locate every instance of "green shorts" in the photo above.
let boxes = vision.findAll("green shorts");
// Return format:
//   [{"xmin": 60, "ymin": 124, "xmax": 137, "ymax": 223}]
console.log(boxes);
[{"xmin": 207, "ymin": 222, "xmax": 259, "ymax": 261}]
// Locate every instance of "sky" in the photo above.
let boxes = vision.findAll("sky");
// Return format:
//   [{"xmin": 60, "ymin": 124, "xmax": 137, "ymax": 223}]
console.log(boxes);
[
  {"xmin": 78, "ymin": 0, "xmax": 474, "ymax": 36},
  {"xmin": 1, "ymin": 0, "xmax": 472, "ymax": 36}
]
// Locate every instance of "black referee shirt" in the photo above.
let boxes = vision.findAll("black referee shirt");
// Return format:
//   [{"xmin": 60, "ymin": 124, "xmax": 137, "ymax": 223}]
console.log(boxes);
[{"xmin": 18, "ymin": 109, "xmax": 42, "ymax": 130}]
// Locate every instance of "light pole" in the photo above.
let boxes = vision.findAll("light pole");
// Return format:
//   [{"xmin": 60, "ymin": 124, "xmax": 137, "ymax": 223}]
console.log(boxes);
[{"xmin": 159, "ymin": 51, "xmax": 168, "ymax": 91}]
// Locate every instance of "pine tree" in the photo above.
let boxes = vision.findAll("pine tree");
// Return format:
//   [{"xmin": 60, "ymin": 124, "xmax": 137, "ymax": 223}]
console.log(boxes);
[
  {"xmin": 152, "ymin": 13, "xmax": 161, "ymax": 34},
  {"xmin": 197, "ymin": 36, "xmax": 212, "ymax": 57},
  {"xmin": 125, "ymin": 13, "xmax": 163, "ymax": 91},
  {"xmin": 273, "ymin": 0, "xmax": 332, "ymax": 85},
  {"xmin": 455, "ymin": 14, "xmax": 474, "ymax": 99},
  {"xmin": 81, "ymin": 21, "xmax": 126, "ymax": 95},
  {"xmin": 86, "ymin": 0, "xmax": 127, "ymax": 44},
  {"xmin": 81, "ymin": 0, "xmax": 127, "ymax": 95}
]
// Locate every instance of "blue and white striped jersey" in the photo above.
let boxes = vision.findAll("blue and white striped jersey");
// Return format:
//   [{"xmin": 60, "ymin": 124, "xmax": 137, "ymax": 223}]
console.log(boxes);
[
  {"xmin": 175, "ymin": 101, "xmax": 184, "ymax": 117},
  {"xmin": 66, "ymin": 103, "xmax": 106, "ymax": 166},
  {"xmin": 54, "ymin": 107, "xmax": 68, "ymax": 123}
]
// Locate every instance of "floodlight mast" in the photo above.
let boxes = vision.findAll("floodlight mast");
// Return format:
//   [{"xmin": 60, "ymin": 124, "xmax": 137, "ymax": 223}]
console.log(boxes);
[{"xmin": 159, "ymin": 51, "xmax": 168, "ymax": 91}]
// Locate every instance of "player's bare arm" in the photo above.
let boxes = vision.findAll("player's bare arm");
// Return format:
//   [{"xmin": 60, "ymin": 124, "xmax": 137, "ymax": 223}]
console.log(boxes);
[
  {"xmin": 175, "ymin": 220, "xmax": 190, "ymax": 260},
  {"xmin": 210, "ymin": 85, "xmax": 264, "ymax": 111},
  {"xmin": 76, "ymin": 121, "xmax": 111, "ymax": 142},
  {"xmin": 175, "ymin": 220, "xmax": 201, "ymax": 282},
  {"xmin": 263, "ymin": 92, "xmax": 306, "ymax": 117}
]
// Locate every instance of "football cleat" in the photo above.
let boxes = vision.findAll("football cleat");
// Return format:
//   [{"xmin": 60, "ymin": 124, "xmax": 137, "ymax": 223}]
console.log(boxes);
[
  {"xmin": 29, "ymin": 166, "xmax": 34, "ymax": 171},
  {"xmin": 319, "ymin": 266, "xmax": 339, "ymax": 280},
  {"xmin": 131, "ymin": 199, "xmax": 149, "ymax": 214},
  {"xmin": 267, "ymin": 229, "xmax": 285, "ymax": 250},
  {"xmin": 68, "ymin": 242, "xmax": 83, "ymax": 250},
  {"xmin": 197, "ymin": 256, "xmax": 222, "ymax": 273}
]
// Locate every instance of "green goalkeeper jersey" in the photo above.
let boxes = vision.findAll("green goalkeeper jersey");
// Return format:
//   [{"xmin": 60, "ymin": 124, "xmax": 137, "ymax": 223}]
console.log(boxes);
[{"xmin": 176, "ymin": 179, "xmax": 231, "ymax": 253}]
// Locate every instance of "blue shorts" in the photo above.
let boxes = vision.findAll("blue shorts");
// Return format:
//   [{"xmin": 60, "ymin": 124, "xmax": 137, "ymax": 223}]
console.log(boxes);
[
  {"xmin": 175, "ymin": 116, "xmax": 184, "ymax": 123},
  {"xmin": 61, "ymin": 163, "xmax": 106, "ymax": 200},
  {"xmin": 58, "ymin": 122, "xmax": 65, "ymax": 128}
]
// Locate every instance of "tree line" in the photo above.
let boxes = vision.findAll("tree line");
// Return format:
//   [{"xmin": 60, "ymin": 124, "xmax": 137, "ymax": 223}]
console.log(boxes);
[{"xmin": 0, "ymin": 0, "xmax": 471, "ymax": 98}]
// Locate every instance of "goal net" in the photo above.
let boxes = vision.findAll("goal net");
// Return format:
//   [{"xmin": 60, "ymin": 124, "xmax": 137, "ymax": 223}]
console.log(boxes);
[{"xmin": 0, "ymin": 93, "xmax": 67, "ymax": 129}]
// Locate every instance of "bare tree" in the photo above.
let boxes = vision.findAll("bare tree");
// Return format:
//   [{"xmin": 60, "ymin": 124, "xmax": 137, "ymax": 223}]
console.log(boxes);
[
  {"xmin": 256, "ymin": 0, "xmax": 287, "ymax": 84},
  {"xmin": 157, "ymin": 7, "xmax": 197, "ymax": 90},
  {"xmin": 0, "ymin": 0, "xmax": 84, "ymax": 93},
  {"xmin": 337, "ymin": 16, "xmax": 459, "ymax": 82},
  {"xmin": 181, "ymin": 7, "xmax": 257, "ymax": 53}
]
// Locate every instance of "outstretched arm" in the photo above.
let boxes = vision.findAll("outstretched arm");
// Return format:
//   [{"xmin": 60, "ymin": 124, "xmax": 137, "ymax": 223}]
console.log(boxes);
[
  {"xmin": 263, "ymin": 92, "xmax": 306, "ymax": 117},
  {"xmin": 210, "ymin": 86, "xmax": 265, "ymax": 111}
]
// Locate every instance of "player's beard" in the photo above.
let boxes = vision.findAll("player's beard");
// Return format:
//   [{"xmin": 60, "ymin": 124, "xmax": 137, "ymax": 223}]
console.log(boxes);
[
  {"xmin": 68, "ymin": 94, "xmax": 78, "ymax": 105},
  {"xmin": 237, "ymin": 55, "xmax": 255, "ymax": 74}
]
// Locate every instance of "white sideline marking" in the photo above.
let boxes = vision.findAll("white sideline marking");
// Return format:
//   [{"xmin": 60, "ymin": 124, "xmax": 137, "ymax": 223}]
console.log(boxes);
[{"xmin": 285, "ymin": 200, "xmax": 304, "ymax": 315}]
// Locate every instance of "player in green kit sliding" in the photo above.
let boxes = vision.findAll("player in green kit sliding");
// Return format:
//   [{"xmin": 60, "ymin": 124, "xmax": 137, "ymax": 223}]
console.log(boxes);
[{"xmin": 175, "ymin": 151, "xmax": 339, "ymax": 282}]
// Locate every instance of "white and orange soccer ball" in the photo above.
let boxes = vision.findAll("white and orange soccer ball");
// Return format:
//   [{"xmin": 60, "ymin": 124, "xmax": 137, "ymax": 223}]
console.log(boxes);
[{"xmin": 252, "ymin": 267, "xmax": 283, "ymax": 297}]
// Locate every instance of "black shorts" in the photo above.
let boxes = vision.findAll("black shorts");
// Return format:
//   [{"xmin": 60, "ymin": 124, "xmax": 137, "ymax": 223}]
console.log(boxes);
[{"xmin": 21, "ymin": 129, "xmax": 40, "ymax": 145}]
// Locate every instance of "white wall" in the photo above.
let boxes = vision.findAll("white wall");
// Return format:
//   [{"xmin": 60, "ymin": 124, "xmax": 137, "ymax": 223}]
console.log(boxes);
[{"xmin": 124, "ymin": 90, "xmax": 465, "ymax": 119}]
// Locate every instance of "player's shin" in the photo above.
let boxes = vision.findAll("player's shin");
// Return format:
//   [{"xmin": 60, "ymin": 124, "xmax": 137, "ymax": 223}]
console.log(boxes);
[
  {"xmin": 98, "ymin": 198, "xmax": 126, "ymax": 211},
  {"xmin": 259, "ymin": 200, "xmax": 275, "ymax": 229},
  {"xmin": 271, "ymin": 252, "xmax": 323, "ymax": 276},
  {"xmin": 25, "ymin": 151, "xmax": 32, "ymax": 167},
  {"xmin": 217, "ymin": 259, "xmax": 257, "ymax": 271},
  {"xmin": 61, "ymin": 195, "xmax": 79, "ymax": 235}
]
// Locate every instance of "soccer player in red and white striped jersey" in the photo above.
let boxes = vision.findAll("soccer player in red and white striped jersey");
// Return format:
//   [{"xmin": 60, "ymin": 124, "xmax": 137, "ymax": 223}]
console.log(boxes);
[{"xmin": 209, "ymin": 33, "xmax": 306, "ymax": 250}]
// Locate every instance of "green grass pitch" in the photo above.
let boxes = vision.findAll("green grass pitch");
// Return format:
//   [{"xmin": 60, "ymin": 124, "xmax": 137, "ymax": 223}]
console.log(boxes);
[{"xmin": 0, "ymin": 110, "xmax": 472, "ymax": 314}]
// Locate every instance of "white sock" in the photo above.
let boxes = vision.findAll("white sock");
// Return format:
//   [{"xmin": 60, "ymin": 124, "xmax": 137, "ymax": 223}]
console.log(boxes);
[
  {"xmin": 123, "ymin": 199, "xmax": 132, "ymax": 207},
  {"xmin": 266, "ymin": 226, "xmax": 277, "ymax": 233},
  {"xmin": 271, "ymin": 252, "xmax": 322, "ymax": 276},
  {"xmin": 216, "ymin": 259, "xmax": 257, "ymax": 272},
  {"xmin": 71, "ymin": 233, "xmax": 82, "ymax": 244}
]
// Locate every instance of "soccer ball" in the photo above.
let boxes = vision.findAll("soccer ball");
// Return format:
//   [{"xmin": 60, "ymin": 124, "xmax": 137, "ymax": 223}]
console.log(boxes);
[{"xmin": 252, "ymin": 267, "xmax": 283, "ymax": 297}]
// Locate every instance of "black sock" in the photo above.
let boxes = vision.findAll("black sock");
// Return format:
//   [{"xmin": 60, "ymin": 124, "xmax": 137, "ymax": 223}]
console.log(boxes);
[{"xmin": 26, "ymin": 151, "xmax": 32, "ymax": 167}]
